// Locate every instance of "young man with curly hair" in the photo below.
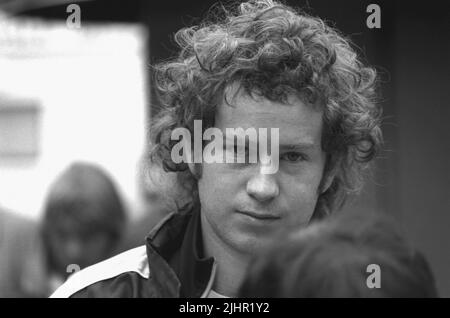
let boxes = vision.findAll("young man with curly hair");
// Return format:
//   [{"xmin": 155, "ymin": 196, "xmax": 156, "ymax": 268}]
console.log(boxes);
[{"xmin": 52, "ymin": 0, "xmax": 382, "ymax": 298}]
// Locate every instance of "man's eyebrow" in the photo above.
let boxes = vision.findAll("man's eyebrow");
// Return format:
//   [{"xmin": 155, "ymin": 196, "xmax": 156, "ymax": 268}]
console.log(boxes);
[
  {"xmin": 279, "ymin": 142, "xmax": 317, "ymax": 150},
  {"xmin": 223, "ymin": 134, "xmax": 257, "ymax": 143}
]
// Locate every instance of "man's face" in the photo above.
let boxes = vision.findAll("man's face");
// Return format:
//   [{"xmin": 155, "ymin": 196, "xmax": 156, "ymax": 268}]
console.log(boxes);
[{"xmin": 197, "ymin": 90, "xmax": 327, "ymax": 255}]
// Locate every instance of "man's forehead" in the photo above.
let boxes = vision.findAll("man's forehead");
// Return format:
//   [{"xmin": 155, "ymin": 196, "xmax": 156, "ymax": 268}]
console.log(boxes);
[{"xmin": 215, "ymin": 87, "xmax": 323, "ymax": 142}]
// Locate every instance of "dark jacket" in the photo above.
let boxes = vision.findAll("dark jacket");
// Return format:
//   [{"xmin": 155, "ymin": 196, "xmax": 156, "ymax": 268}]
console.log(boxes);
[{"xmin": 51, "ymin": 202, "xmax": 216, "ymax": 298}]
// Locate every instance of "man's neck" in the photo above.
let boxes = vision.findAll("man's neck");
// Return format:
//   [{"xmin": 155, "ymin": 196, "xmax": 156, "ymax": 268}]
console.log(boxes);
[{"xmin": 200, "ymin": 215, "xmax": 250, "ymax": 297}]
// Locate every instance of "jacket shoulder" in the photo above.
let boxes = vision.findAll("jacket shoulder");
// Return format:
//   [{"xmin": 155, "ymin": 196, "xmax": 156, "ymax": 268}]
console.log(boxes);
[{"xmin": 50, "ymin": 246, "xmax": 150, "ymax": 298}]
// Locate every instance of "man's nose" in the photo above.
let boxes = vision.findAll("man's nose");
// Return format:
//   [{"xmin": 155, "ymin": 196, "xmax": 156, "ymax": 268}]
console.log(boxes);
[{"xmin": 246, "ymin": 169, "xmax": 279, "ymax": 202}]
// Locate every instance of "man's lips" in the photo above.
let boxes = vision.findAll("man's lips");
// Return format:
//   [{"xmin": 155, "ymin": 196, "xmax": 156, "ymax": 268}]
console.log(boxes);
[{"xmin": 236, "ymin": 210, "xmax": 281, "ymax": 220}]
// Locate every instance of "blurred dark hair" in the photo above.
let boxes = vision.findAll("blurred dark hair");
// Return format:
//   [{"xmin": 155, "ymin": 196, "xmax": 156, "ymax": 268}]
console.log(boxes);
[
  {"xmin": 149, "ymin": 0, "xmax": 383, "ymax": 218},
  {"xmin": 42, "ymin": 162, "xmax": 126, "ymax": 242},
  {"xmin": 239, "ymin": 212, "xmax": 438, "ymax": 298}
]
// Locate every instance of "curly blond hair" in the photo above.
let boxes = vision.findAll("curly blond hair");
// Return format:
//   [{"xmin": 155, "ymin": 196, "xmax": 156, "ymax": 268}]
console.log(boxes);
[{"xmin": 149, "ymin": 0, "xmax": 383, "ymax": 218}]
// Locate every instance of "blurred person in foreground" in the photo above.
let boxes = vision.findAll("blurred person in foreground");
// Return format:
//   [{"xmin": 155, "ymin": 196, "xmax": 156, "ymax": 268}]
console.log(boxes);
[
  {"xmin": 42, "ymin": 162, "xmax": 127, "ymax": 292},
  {"xmin": 52, "ymin": 0, "xmax": 383, "ymax": 298},
  {"xmin": 239, "ymin": 212, "xmax": 438, "ymax": 298}
]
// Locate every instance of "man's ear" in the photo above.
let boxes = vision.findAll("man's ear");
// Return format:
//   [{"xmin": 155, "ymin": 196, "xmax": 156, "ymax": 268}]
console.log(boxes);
[
  {"xmin": 320, "ymin": 172, "xmax": 335, "ymax": 194},
  {"xmin": 187, "ymin": 162, "xmax": 196, "ymax": 176},
  {"xmin": 319, "ymin": 156, "xmax": 339, "ymax": 194},
  {"xmin": 187, "ymin": 162, "xmax": 202, "ymax": 179}
]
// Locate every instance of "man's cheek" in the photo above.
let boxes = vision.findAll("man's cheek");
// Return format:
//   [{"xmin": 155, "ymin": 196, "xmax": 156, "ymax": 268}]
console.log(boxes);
[{"xmin": 285, "ymin": 183, "xmax": 320, "ymax": 209}]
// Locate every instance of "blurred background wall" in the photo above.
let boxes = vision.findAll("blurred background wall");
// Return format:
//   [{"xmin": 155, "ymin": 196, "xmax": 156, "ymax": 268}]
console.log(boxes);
[
  {"xmin": 0, "ymin": 12, "xmax": 148, "ymax": 219},
  {"xmin": 1, "ymin": 0, "xmax": 449, "ymax": 296}
]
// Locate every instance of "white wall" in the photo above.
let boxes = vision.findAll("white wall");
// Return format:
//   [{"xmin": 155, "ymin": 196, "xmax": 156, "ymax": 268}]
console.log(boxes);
[{"xmin": 0, "ymin": 14, "xmax": 148, "ymax": 220}]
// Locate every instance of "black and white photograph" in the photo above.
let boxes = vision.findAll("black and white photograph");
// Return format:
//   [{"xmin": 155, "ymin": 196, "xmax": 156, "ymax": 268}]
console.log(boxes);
[{"xmin": 0, "ymin": 0, "xmax": 449, "ymax": 304}]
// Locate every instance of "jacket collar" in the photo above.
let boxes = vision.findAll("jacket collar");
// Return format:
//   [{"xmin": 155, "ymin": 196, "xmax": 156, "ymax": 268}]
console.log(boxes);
[{"xmin": 145, "ymin": 201, "xmax": 215, "ymax": 297}]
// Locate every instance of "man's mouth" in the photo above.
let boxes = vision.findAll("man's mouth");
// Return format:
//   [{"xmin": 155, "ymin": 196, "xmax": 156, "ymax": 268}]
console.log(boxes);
[{"xmin": 236, "ymin": 210, "xmax": 281, "ymax": 221}]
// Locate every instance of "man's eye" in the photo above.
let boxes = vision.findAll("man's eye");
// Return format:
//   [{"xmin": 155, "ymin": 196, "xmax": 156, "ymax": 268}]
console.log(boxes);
[{"xmin": 281, "ymin": 152, "xmax": 305, "ymax": 162}]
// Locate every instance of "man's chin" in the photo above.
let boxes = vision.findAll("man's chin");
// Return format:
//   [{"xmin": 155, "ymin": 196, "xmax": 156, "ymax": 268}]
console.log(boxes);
[{"xmin": 227, "ymin": 232, "xmax": 279, "ymax": 256}]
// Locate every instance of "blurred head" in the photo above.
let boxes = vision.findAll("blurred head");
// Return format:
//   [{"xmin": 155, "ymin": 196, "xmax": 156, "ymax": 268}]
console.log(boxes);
[
  {"xmin": 42, "ymin": 162, "xmax": 126, "ymax": 275},
  {"xmin": 150, "ymin": 0, "xmax": 382, "ymax": 255},
  {"xmin": 239, "ymin": 212, "xmax": 438, "ymax": 297}
]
